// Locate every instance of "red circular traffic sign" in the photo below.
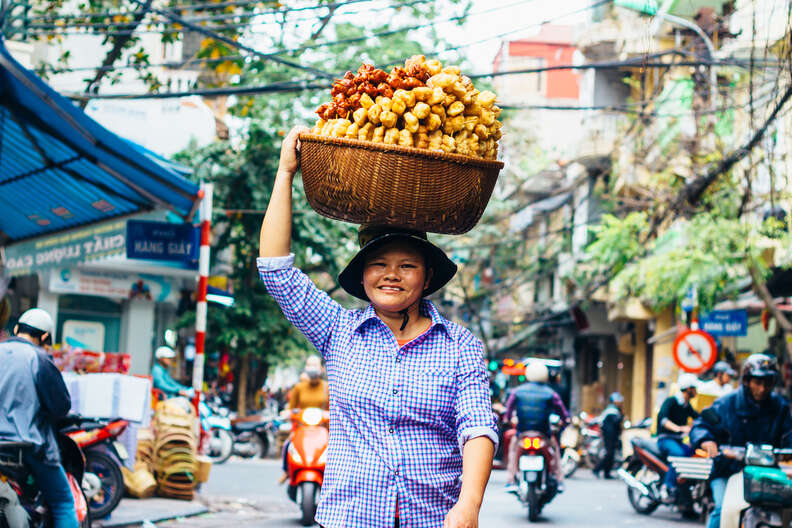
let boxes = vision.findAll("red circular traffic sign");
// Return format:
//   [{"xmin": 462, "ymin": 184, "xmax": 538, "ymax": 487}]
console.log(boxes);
[{"xmin": 672, "ymin": 329, "xmax": 718, "ymax": 374}]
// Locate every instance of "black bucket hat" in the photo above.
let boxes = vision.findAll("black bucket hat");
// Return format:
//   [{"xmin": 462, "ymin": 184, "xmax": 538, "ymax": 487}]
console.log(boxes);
[{"xmin": 338, "ymin": 225, "xmax": 458, "ymax": 301}]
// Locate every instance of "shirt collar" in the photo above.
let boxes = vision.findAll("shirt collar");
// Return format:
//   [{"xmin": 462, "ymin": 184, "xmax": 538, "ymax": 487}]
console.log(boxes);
[{"xmin": 354, "ymin": 299, "xmax": 450, "ymax": 335}]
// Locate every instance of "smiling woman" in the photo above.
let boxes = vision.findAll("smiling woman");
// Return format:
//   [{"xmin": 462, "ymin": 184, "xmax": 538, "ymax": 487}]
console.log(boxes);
[{"xmin": 256, "ymin": 126, "xmax": 498, "ymax": 528}]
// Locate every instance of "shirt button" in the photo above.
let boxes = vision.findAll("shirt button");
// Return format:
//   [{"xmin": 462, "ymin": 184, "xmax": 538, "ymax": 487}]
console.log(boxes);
[
  {"xmin": 389, "ymin": 427, "xmax": 394, "ymax": 433},
  {"xmin": 396, "ymin": 357, "xmax": 401, "ymax": 363},
  {"xmin": 394, "ymin": 469, "xmax": 399, "ymax": 475},
  {"xmin": 393, "ymin": 389, "xmax": 398, "ymax": 395}
]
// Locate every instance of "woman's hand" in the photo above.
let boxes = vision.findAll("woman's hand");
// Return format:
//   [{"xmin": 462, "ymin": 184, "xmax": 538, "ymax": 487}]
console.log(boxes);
[
  {"xmin": 443, "ymin": 500, "xmax": 480, "ymax": 528},
  {"xmin": 278, "ymin": 125, "xmax": 309, "ymax": 176}
]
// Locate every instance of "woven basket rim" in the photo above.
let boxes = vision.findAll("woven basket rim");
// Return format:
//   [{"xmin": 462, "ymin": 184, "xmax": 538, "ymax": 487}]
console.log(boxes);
[{"xmin": 298, "ymin": 132, "xmax": 504, "ymax": 170}]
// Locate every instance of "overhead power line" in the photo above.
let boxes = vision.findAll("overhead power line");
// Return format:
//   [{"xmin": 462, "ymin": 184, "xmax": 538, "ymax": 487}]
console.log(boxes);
[
  {"xmin": 64, "ymin": 55, "xmax": 787, "ymax": 101},
  {"xmin": 23, "ymin": 0, "xmax": 435, "ymax": 33},
  {"xmin": 24, "ymin": 0, "xmax": 384, "ymax": 21}
]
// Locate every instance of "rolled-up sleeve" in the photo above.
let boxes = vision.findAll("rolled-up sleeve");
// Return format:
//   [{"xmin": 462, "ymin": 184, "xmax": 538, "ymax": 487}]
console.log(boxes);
[
  {"xmin": 257, "ymin": 256, "xmax": 345, "ymax": 360},
  {"xmin": 454, "ymin": 331, "xmax": 498, "ymax": 452}
]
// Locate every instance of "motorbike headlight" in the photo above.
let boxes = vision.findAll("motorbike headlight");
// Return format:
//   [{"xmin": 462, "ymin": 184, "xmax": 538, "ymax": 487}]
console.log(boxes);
[
  {"xmin": 302, "ymin": 408, "xmax": 323, "ymax": 426},
  {"xmin": 745, "ymin": 444, "xmax": 775, "ymax": 467},
  {"xmin": 287, "ymin": 442, "xmax": 303, "ymax": 465}
]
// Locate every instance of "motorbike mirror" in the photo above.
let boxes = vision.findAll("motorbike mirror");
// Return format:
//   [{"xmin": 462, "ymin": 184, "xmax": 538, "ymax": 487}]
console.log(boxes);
[
  {"xmin": 624, "ymin": 420, "xmax": 632, "ymax": 429},
  {"xmin": 549, "ymin": 414, "xmax": 561, "ymax": 425}
]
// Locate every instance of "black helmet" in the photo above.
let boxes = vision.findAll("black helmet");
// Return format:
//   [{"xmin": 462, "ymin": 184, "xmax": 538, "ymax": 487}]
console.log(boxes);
[{"xmin": 741, "ymin": 354, "xmax": 778, "ymax": 384}]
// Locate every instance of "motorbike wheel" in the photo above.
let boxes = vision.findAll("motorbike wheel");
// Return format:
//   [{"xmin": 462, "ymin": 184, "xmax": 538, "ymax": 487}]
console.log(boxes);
[
  {"xmin": 526, "ymin": 483, "xmax": 541, "ymax": 522},
  {"xmin": 208, "ymin": 428, "xmax": 234, "ymax": 464},
  {"xmin": 298, "ymin": 481, "xmax": 319, "ymax": 527},
  {"xmin": 561, "ymin": 448, "xmax": 578, "ymax": 478},
  {"xmin": 84, "ymin": 449, "xmax": 124, "ymax": 520},
  {"xmin": 253, "ymin": 433, "xmax": 270, "ymax": 458},
  {"xmin": 626, "ymin": 465, "xmax": 660, "ymax": 515}
]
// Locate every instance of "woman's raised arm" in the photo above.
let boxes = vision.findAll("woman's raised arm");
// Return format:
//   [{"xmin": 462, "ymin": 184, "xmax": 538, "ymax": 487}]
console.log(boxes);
[{"xmin": 259, "ymin": 126, "xmax": 309, "ymax": 258}]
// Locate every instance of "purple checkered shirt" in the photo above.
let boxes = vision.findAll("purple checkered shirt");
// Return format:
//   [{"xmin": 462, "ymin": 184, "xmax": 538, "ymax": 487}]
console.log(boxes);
[{"xmin": 258, "ymin": 255, "xmax": 497, "ymax": 528}]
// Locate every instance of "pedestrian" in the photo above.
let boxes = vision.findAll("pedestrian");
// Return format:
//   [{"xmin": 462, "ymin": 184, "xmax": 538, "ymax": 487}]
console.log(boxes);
[
  {"xmin": 257, "ymin": 126, "xmax": 498, "ymax": 528},
  {"xmin": 655, "ymin": 373, "xmax": 699, "ymax": 501},
  {"xmin": 592, "ymin": 392, "xmax": 624, "ymax": 479}
]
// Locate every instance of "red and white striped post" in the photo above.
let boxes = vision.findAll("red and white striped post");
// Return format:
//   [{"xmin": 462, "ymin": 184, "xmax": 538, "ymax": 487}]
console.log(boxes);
[{"xmin": 192, "ymin": 182, "xmax": 213, "ymax": 414}]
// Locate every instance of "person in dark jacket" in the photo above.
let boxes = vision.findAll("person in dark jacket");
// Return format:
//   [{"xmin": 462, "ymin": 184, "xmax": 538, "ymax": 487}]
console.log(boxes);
[
  {"xmin": 690, "ymin": 354, "xmax": 792, "ymax": 528},
  {"xmin": 0, "ymin": 308, "xmax": 76, "ymax": 528},
  {"xmin": 593, "ymin": 392, "xmax": 624, "ymax": 479},
  {"xmin": 504, "ymin": 360, "xmax": 569, "ymax": 491},
  {"xmin": 656, "ymin": 373, "xmax": 700, "ymax": 500}
]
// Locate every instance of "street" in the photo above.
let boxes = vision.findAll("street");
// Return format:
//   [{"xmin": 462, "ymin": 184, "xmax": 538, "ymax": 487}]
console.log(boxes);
[{"xmin": 160, "ymin": 458, "xmax": 702, "ymax": 527}]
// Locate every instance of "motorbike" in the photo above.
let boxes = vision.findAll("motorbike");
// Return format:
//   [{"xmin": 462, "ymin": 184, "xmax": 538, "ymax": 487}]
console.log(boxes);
[
  {"xmin": 230, "ymin": 414, "xmax": 277, "ymax": 459},
  {"xmin": 560, "ymin": 413, "xmax": 583, "ymax": 478},
  {"xmin": 199, "ymin": 400, "xmax": 233, "ymax": 465},
  {"xmin": 0, "ymin": 420, "xmax": 92, "ymax": 528},
  {"xmin": 618, "ymin": 436, "xmax": 713, "ymax": 520},
  {"xmin": 509, "ymin": 414, "xmax": 563, "ymax": 522},
  {"xmin": 718, "ymin": 444, "xmax": 792, "ymax": 528},
  {"xmin": 285, "ymin": 408, "xmax": 328, "ymax": 527},
  {"xmin": 64, "ymin": 417, "xmax": 127, "ymax": 520}
]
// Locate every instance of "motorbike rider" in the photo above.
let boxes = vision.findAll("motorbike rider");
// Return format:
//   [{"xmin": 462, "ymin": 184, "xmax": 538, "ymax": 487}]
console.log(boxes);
[
  {"xmin": 593, "ymin": 392, "xmax": 624, "ymax": 479},
  {"xmin": 152, "ymin": 346, "xmax": 194, "ymax": 400},
  {"xmin": 0, "ymin": 308, "xmax": 77, "ymax": 528},
  {"xmin": 287, "ymin": 355, "xmax": 329, "ymax": 412},
  {"xmin": 280, "ymin": 356, "xmax": 330, "ymax": 482},
  {"xmin": 698, "ymin": 361, "xmax": 736, "ymax": 398},
  {"xmin": 690, "ymin": 353, "xmax": 792, "ymax": 528},
  {"xmin": 504, "ymin": 360, "xmax": 569, "ymax": 492},
  {"xmin": 656, "ymin": 373, "xmax": 700, "ymax": 501}
]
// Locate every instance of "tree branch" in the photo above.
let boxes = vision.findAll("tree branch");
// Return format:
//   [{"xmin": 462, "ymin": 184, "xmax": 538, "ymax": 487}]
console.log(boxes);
[
  {"xmin": 309, "ymin": 6, "xmax": 338, "ymax": 41},
  {"xmin": 80, "ymin": 0, "xmax": 153, "ymax": 108},
  {"xmin": 748, "ymin": 262, "xmax": 792, "ymax": 333}
]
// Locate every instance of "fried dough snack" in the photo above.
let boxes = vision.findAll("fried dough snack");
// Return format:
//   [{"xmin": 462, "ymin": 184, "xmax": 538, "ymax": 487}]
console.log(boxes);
[{"xmin": 313, "ymin": 55, "xmax": 501, "ymax": 160}]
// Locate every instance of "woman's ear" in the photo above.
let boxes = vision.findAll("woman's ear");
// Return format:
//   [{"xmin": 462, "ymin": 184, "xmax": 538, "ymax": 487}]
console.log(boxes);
[{"xmin": 424, "ymin": 268, "xmax": 434, "ymax": 290}]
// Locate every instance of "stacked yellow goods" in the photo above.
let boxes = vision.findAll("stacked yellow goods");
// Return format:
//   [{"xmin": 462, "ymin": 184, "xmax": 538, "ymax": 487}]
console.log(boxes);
[
  {"xmin": 311, "ymin": 56, "xmax": 502, "ymax": 160},
  {"xmin": 152, "ymin": 400, "xmax": 198, "ymax": 501}
]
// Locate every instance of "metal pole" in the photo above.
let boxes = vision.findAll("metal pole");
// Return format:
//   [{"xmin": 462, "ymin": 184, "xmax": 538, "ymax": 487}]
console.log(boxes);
[
  {"xmin": 192, "ymin": 182, "xmax": 212, "ymax": 413},
  {"xmin": 657, "ymin": 12, "xmax": 718, "ymax": 112}
]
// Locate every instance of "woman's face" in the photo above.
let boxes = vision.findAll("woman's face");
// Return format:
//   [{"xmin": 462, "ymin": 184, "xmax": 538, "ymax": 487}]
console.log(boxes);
[{"xmin": 362, "ymin": 241, "xmax": 431, "ymax": 313}]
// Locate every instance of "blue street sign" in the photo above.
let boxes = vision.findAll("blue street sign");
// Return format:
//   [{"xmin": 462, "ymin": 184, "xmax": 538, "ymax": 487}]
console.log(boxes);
[
  {"xmin": 698, "ymin": 310, "xmax": 748, "ymax": 336},
  {"xmin": 126, "ymin": 220, "xmax": 199, "ymax": 266}
]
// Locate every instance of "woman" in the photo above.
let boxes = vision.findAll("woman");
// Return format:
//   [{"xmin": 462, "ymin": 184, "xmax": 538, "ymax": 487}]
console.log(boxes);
[{"xmin": 258, "ymin": 126, "xmax": 497, "ymax": 528}]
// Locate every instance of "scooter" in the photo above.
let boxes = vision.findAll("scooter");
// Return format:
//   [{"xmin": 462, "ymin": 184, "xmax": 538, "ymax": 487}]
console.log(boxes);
[
  {"xmin": 560, "ymin": 414, "xmax": 582, "ymax": 478},
  {"xmin": 230, "ymin": 415, "xmax": 276, "ymax": 459},
  {"xmin": 285, "ymin": 408, "xmax": 328, "ymax": 527},
  {"xmin": 199, "ymin": 400, "xmax": 233, "ymax": 465},
  {"xmin": 718, "ymin": 444, "xmax": 792, "ymax": 528},
  {"xmin": 510, "ymin": 415, "xmax": 563, "ymax": 522},
  {"xmin": 0, "ymin": 420, "xmax": 92, "ymax": 528},
  {"xmin": 64, "ymin": 418, "xmax": 127, "ymax": 521},
  {"xmin": 618, "ymin": 436, "xmax": 713, "ymax": 520}
]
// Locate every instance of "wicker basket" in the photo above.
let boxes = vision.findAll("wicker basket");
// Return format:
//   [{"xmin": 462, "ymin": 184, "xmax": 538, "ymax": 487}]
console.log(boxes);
[{"xmin": 298, "ymin": 133, "xmax": 504, "ymax": 235}]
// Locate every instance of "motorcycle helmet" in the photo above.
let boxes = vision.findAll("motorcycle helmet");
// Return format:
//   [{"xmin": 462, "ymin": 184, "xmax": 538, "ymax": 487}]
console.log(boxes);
[
  {"xmin": 741, "ymin": 353, "xmax": 779, "ymax": 384},
  {"xmin": 677, "ymin": 373, "xmax": 700, "ymax": 391},
  {"xmin": 609, "ymin": 392, "xmax": 624, "ymax": 404},
  {"xmin": 712, "ymin": 361, "xmax": 736, "ymax": 377},
  {"xmin": 16, "ymin": 308, "xmax": 54, "ymax": 345},
  {"xmin": 524, "ymin": 361, "xmax": 549, "ymax": 383}
]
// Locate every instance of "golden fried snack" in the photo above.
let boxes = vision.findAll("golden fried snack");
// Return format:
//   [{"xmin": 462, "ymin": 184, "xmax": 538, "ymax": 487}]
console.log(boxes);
[{"xmin": 313, "ymin": 57, "xmax": 502, "ymax": 159}]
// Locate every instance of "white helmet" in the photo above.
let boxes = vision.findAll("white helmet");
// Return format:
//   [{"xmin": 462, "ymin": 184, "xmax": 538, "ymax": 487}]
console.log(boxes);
[
  {"xmin": 18, "ymin": 308, "xmax": 54, "ymax": 336},
  {"xmin": 677, "ymin": 373, "xmax": 699, "ymax": 391},
  {"xmin": 155, "ymin": 346, "xmax": 177, "ymax": 360},
  {"xmin": 524, "ymin": 360, "xmax": 549, "ymax": 383}
]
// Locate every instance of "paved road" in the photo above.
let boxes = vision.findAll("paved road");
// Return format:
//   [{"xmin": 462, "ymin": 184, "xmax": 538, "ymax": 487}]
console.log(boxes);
[{"xmin": 161, "ymin": 458, "xmax": 702, "ymax": 527}]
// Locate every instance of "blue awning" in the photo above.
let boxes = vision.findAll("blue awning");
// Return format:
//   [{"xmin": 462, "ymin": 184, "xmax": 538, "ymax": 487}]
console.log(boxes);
[{"xmin": 0, "ymin": 38, "xmax": 201, "ymax": 243}]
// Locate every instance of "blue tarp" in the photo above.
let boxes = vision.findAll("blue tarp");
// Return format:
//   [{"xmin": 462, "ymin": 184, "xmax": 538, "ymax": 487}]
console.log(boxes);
[{"xmin": 0, "ymin": 38, "xmax": 200, "ymax": 243}]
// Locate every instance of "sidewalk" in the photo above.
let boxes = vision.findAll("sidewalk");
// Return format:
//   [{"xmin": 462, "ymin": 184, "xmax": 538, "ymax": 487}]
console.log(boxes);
[{"xmin": 94, "ymin": 498, "xmax": 209, "ymax": 527}]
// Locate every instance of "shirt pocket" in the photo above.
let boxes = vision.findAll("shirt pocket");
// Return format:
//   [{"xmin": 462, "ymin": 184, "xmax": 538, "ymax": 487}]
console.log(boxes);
[{"xmin": 404, "ymin": 368, "xmax": 457, "ymax": 424}]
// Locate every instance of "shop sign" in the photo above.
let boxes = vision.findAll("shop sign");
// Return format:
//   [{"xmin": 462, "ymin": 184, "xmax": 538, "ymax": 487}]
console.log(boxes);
[
  {"xmin": 49, "ymin": 268, "xmax": 178, "ymax": 303},
  {"xmin": 698, "ymin": 310, "xmax": 748, "ymax": 336},
  {"xmin": 1, "ymin": 220, "xmax": 126, "ymax": 277},
  {"xmin": 126, "ymin": 220, "xmax": 198, "ymax": 267}
]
